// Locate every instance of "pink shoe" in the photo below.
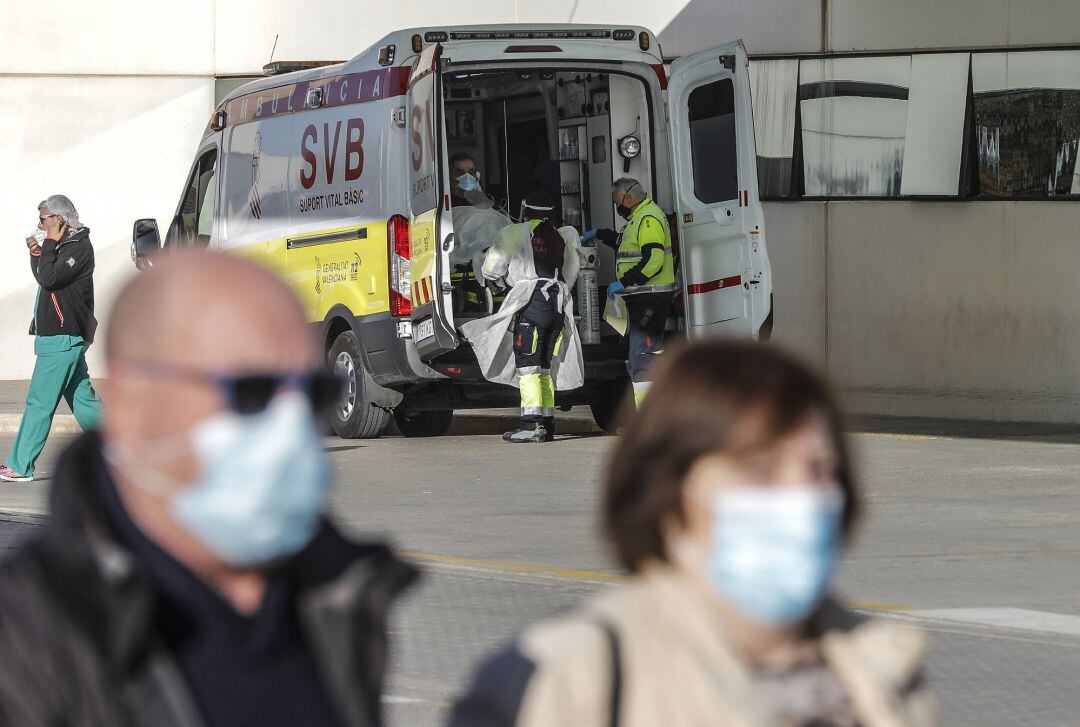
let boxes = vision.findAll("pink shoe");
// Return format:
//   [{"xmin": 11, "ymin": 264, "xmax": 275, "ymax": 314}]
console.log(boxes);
[{"xmin": 0, "ymin": 465, "xmax": 31, "ymax": 483}]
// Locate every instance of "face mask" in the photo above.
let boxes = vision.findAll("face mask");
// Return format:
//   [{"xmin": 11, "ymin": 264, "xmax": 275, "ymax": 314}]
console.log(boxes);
[
  {"xmin": 30, "ymin": 229, "xmax": 46, "ymax": 245},
  {"xmin": 456, "ymin": 172, "xmax": 481, "ymax": 193},
  {"xmin": 107, "ymin": 392, "xmax": 331, "ymax": 566},
  {"xmin": 616, "ymin": 203, "xmax": 634, "ymax": 221},
  {"xmin": 705, "ymin": 486, "xmax": 843, "ymax": 627}
]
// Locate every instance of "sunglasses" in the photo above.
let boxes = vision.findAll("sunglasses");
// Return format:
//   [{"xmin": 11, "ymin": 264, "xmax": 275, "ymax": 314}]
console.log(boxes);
[
  {"xmin": 38, "ymin": 214, "xmax": 59, "ymax": 223},
  {"xmin": 118, "ymin": 360, "xmax": 345, "ymax": 415}
]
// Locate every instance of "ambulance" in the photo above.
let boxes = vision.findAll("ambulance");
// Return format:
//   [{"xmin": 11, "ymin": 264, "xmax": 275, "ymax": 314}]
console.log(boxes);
[{"xmin": 131, "ymin": 24, "xmax": 773, "ymax": 439}]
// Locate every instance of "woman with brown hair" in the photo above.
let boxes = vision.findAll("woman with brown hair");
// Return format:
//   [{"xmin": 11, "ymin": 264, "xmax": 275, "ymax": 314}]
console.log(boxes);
[{"xmin": 449, "ymin": 339, "xmax": 934, "ymax": 727}]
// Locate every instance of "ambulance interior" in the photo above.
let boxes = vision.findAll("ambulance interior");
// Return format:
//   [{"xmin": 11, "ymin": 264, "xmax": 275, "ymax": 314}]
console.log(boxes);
[{"xmin": 442, "ymin": 69, "xmax": 665, "ymax": 341}]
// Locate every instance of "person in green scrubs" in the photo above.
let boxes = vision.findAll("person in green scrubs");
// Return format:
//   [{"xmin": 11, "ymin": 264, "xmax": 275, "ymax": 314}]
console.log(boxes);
[{"xmin": 0, "ymin": 196, "xmax": 102, "ymax": 482}]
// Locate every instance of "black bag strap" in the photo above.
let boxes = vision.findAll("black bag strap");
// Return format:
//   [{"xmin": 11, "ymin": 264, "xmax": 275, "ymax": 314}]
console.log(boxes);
[{"xmin": 599, "ymin": 621, "xmax": 622, "ymax": 727}]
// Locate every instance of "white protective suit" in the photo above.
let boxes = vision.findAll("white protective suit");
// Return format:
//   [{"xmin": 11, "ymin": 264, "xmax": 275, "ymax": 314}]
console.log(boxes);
[
  {"xmin": 449, "ymin": 194, "xmax": 514, "ymax": 271},
  {"xmin": 461, "ymin": 222, "xmax": 585, "ymax": 391}
]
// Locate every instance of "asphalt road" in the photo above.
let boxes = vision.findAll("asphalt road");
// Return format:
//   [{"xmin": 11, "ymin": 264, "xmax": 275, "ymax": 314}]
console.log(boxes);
[{"xmin": 3, "ymin": 419, "xmax": 1080, "ymax": 726}]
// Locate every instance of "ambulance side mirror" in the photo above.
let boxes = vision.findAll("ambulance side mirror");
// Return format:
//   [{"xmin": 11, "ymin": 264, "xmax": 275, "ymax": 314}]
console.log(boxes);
[{"xmin": 132, "ymin": 218, "xmax": 162, "ymax": 271}]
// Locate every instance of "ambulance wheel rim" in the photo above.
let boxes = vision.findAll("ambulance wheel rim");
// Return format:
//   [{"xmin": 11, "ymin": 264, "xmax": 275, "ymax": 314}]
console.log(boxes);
[{"xmin": 335, "ymin": 351, "xmax": 358, "ymax": 420}]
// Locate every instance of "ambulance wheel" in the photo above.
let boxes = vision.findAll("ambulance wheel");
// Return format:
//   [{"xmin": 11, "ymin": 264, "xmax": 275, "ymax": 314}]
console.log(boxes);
[
  {"xmin": 329, "ymin": 332, "xmax": 391, "ymax": 439},
  {"xmin": 590, "ymin": 378, "xmax": 629, "ymax": 433},
  {"xmin": 393, "ymin": 409, "xmax": 454, "ymax": 437}
]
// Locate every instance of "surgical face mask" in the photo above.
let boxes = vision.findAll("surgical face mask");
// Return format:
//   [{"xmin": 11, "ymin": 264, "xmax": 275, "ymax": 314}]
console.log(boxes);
[
  {"xmin": 456, "ymin": 172, "xmax": 481, "ymax": 193},
  {"xmin": 107, "ymin": 392, "xmax": 331, "ymax": 566},
  {"xmin": 704, "ymin": 486, "xmax": 844, "ymax": 627}
]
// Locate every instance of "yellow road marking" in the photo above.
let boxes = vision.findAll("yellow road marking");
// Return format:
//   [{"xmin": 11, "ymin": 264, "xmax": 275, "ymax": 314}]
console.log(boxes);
[
  {"xmin": 855, "ymin": 432, "xmax": 939, "ymax": 441},
  {"xmin": 399, "ymin": 550, "xmax": 625, "ymax": 583},
  {"xmin": 399, "ymin": 550, "xmax": 912, "ymax": 611}
]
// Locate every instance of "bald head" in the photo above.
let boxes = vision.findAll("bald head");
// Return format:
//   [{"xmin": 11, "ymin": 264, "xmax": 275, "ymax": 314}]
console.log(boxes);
[
  {"xmin": 102, "ymin": 250, "xmax": 318, "ymax": 459},
  {"xmin": 106, "ymin": 250, "xmax": 313, "ymax": 370}
]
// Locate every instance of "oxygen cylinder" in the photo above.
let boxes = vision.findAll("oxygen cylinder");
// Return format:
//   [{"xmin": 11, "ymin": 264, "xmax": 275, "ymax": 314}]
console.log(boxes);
[{"xmin": 576, "ymin": 241, "xmax": 600, "ymax": 344}]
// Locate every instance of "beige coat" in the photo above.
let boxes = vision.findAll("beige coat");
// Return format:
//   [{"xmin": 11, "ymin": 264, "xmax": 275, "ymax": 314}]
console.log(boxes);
[{"xmin": 453, "ymin": 565, "xmax": 934, "ymax": 727}]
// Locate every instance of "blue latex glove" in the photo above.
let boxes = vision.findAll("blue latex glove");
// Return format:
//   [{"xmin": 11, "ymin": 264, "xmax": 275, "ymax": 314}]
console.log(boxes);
[
  {"xmin": 581, "ymin": 229, "xmax": 599, "ymax": 244},
  {"xmin": 606, "ymin": 280, "xmax": 625, "ymax": 301}
]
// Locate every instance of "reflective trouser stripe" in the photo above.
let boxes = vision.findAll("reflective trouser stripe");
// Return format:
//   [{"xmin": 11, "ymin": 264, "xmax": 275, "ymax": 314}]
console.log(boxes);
[
  {"xmin": 632, "ymin": 380, "xmax": 651, "ymax": 406},
  {"xmin": 522, "ymin": 406, "xmax": 556, "ymax": 417},
  {"xmin": 552, "ymin": 331, "xmax": 564, "ymax": 358},
  {"xmin": 518, "ymin": 366, "xmax": 542, "ymax": 376},
  {"xmin": 530, "ymin": 327, "xmax": 539, "ymax": 355}
]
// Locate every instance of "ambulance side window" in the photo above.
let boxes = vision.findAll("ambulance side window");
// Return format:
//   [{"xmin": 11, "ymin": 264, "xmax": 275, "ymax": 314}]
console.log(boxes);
[
  {"xmin": 687, "ymin": 79, "xmax": 738, "ymax": 204},
  {"xmin": 167, "ymin": 149, "xmax": 218, "ymax": 248}
]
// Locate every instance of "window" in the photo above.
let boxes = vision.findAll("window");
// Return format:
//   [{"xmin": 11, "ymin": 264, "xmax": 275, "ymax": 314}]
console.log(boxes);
[
  {"xmin": 799, "ymin": 57, "xmax": 911, "ymax": 197},
  {"xmin": 797, "ymin": 55, "xmax": 969, "ymax": 197},
  {"xmin": 972, "ymin": 51, "xmax": 1080, "ymax": 197},
  {"xmin": 687, "ymin": 78, "xmax": 738, "ymax": 204},
  {"xmin": 750, "ymin": 59, "xmax": 798, "ymax": 198},
  {"xmin": 168, "ymin": 150, "xmax": 217, "ymax": 248}
]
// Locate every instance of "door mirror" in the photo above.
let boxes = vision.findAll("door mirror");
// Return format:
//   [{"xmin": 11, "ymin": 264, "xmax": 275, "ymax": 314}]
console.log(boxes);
[{"xmin": 132, "ymin": 218, "xmax": 162, "ymax": 270}]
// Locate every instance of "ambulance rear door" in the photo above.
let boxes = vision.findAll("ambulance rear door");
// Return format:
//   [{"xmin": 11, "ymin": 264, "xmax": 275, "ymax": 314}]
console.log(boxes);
[
  {"xmin": 666, "ymin": 40, "xmax": 771, "ymax": 340},
  {"xmin": 407, "ymin": 43, "xmax": 458, "ymax": 359}
]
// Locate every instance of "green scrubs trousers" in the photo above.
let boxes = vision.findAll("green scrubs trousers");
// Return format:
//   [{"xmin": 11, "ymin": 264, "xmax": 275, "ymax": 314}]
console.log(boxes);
[{"xmin": 5, "ymin": 335, "xmax": 102, "ymax": 477}]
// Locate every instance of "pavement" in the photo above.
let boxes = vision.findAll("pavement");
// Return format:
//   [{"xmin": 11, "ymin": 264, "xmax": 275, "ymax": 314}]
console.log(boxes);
[{"xmin": 5, "ymin": 402, "xmax": 1080, "ymax": 724}]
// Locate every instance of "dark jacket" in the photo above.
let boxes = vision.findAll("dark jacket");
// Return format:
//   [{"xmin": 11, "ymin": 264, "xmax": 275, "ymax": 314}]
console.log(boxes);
[
  {"xmin": 29, "ymin": 226, "xmax": 97, "ymax": 341},
  {"xmin": 0, "ymin": 432, "xmax": 418, "ymax": 727}
]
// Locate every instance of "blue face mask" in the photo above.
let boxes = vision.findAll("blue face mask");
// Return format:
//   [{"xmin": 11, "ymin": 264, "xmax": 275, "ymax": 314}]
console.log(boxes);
[
  {"xmin": 456, "ymin": 172, "xmax": 481, "ymax": 192},
  {"xmin": 108, "ymin": 392, "xmax": 331, "ymax": 566},
  {"xmin": 707, "ymin": 486, "xmax": 843, "ymax": 626}
]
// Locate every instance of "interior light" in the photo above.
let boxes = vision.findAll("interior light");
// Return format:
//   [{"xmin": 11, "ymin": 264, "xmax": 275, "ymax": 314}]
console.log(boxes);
[
  {"xmin": 619, "ymin": 134, "xmax": 641, "ymax": 173},
  {"xmin": 619, "ymin": 135, "xmax": 641, "ymax": 159}
]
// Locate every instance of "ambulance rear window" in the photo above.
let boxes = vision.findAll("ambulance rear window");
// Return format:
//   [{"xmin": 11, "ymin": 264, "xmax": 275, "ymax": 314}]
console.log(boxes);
[{"xmin": 687, "ymin": 78, "xmax": 738, "ymax": 204}]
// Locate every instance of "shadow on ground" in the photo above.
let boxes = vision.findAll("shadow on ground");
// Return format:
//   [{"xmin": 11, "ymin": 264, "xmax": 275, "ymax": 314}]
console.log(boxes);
[{"xmin": 851, "ymin": 415, "xmax": 1080, "ymax": 445}]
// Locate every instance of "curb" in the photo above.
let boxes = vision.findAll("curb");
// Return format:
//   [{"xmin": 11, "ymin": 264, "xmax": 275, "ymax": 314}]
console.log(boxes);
[{"xmin": 0, "ymin": 412, "xmax": 604, "ymax": 437}]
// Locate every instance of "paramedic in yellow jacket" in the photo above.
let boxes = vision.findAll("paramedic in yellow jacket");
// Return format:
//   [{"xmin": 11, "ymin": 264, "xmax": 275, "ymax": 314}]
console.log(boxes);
[
  {"xmin": 461, "ymin": 192, "xmax": 583, "ymax": 443},
  {"xmin": 582, "ymin": 178, "xmax": 676, "ymax": 405}
]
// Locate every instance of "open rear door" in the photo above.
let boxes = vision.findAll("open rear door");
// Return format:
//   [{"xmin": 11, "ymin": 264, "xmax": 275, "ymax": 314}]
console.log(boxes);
[
  {"xmin": 407, "ymin": 43, "xmax": 458, "ymax": 359},
  {"xmin": 666, "ymin": 40, "xmax": 772, "ymax": 340}
]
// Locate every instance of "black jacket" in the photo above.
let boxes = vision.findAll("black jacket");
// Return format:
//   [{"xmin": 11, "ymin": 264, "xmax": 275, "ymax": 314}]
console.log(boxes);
[
  {"xmin": 29, "ymin": 226, "xmax": 97, "ymax": 342},
  {"xmin": 0, "ymin": 432, "xmax": 418, "ymax": 727}
]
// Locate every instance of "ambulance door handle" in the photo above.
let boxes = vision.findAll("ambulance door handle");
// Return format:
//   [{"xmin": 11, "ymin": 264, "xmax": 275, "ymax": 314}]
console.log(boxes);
[{"xmin": 442, "ymin": 233, "xmax": 455, "ymax": 252}]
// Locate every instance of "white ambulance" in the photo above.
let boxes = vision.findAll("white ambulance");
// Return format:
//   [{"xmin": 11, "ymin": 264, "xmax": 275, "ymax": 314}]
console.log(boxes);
[{"xmin": 132, "ymin": 24, "xmax": 773, "ymax": 438}]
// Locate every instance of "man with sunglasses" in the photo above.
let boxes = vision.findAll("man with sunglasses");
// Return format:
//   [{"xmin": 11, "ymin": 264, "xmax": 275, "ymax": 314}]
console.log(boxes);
[
  {"xmin": 0, "ymin": 251, "xmax": 417, "ymax": 727},
  {"xmin": 1, "ymin": 195, "xmax": 102, "ymax": 483}
]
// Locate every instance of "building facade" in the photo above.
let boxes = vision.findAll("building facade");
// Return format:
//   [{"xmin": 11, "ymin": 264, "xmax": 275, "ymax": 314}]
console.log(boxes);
[{"xmin": 2, "ymin": 0, "xmax": 1078, "ymax": 421}]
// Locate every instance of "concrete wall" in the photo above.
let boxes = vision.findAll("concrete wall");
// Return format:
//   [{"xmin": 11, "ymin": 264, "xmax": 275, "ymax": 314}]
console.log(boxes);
[{"xmin": 766, "ymin": 201, "xmax": 1080, "ymax": 423}]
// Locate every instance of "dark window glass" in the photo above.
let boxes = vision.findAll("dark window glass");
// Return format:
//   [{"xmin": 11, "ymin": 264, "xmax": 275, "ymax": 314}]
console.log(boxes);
[
  {"xmin": 168, "ymin": 150, "xmax": 217, "ymax": 248},
  {"xmin": 687, "ymin": 78, "xmax": 738, "ymax": 204},
  {"xmin": 972, "ymin": 51, "xmax": 1080, "ymax": 198},
  {"xmin": 974, "ymin": 90, "xmax": 1080, "ymax": 197}
]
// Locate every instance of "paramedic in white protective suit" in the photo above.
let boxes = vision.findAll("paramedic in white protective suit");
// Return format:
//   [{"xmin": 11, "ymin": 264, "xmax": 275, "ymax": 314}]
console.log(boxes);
[
  {"xmin": 461, "ymin": 191, "xmax": 584, "ymax": 443},
  {"xmin": 447, "ymin": 152, "xmax": 513, "ymax": 272}
]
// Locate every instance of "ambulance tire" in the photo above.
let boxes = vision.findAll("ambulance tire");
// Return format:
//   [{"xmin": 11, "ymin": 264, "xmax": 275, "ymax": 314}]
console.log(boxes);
[
  {"xmin": 590, "ymin": 378, "xmax": 630, "ymax": 434},
  {"xmin": 328, "ymin": 332, "xmax": 391, "ymax": 440},
  {"xmin": 393, "ymin": 409, "xmax": 455, "ymax": 438}
]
